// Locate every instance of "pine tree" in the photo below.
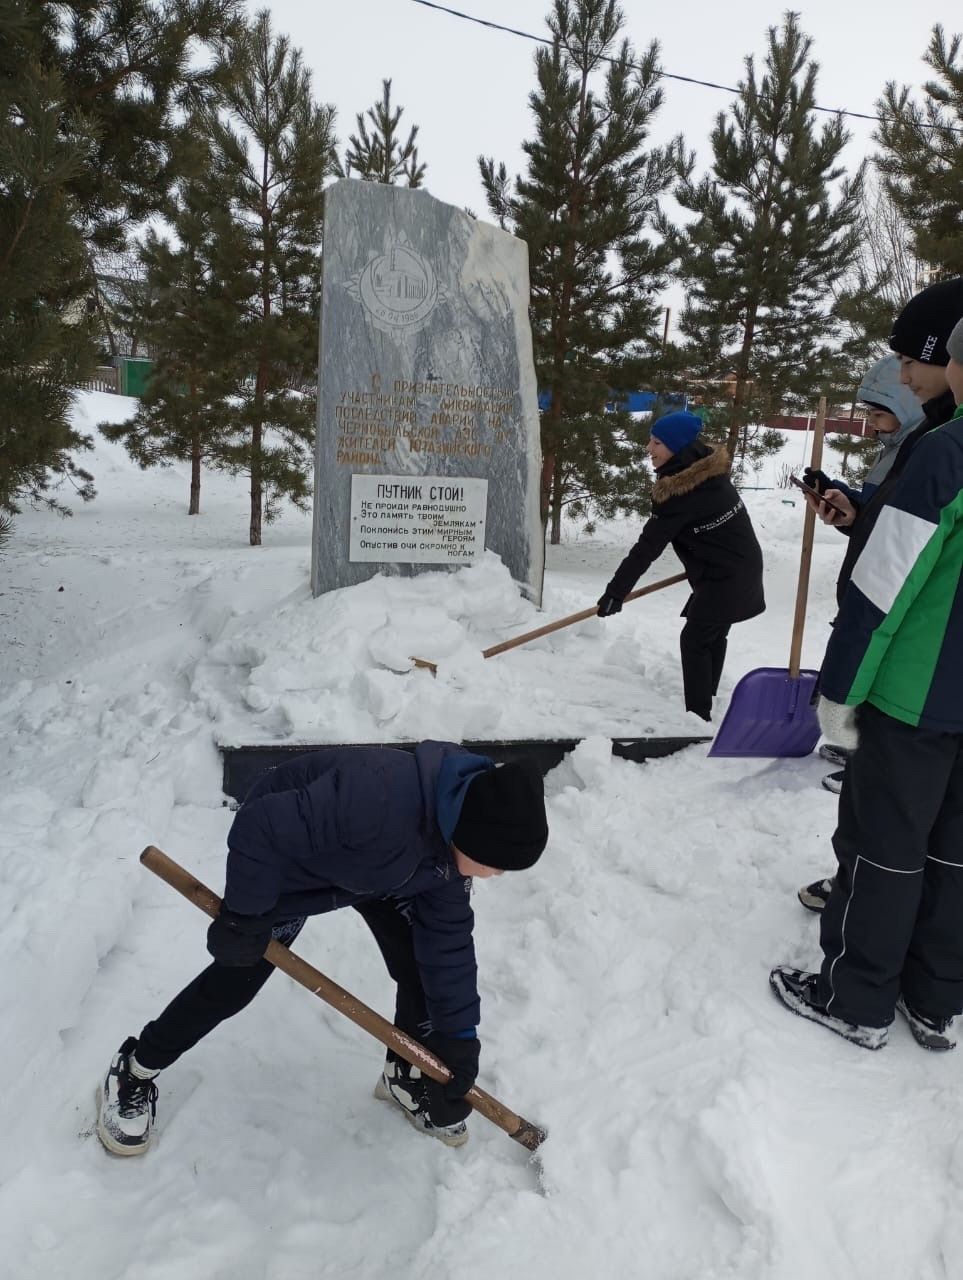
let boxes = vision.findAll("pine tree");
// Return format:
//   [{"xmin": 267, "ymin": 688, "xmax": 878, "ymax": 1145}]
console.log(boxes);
[
  {"xmin": 0, "ymin": 19, "xmax": 96, "ymax": 517},
  {"xmin": 0, "ymin": 1, "xmax": 241, "ymax": 519},
  {"xmin": 344, "ymin": 79, "xmax": 426, "ymax": 187},
  {"xmin": 46, "ymin": 0, "xmax": 243, "ymax": 252},
  {"xmin": 672, "ymin": 13, "xmax": 863, "ymax": 464},
  {"xmin": 479, "ymin": 0, "xmax": 683, "ymax": 544},
  {"xmin": 100, "ymin": 127, "xmax": 249, "ymax": 514},
  {"xmin": 206, "ymin": 9, "xmax": 338, "ymax": 545},
  {"xmin": 876, "ymin": 26, "xmax": 963, "ymax": 277}
]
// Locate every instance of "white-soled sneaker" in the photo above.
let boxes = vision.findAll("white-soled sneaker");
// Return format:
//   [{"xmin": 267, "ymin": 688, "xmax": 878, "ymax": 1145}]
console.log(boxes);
[
  {"xmin": 819, "ymin": 743, "xmax": 850, "ymax": 767},
  {"xmin": 896, "ymin": 996, "xmax": 958, "ymax": 1051},
  {"xmin": 97, "ymin": 1037, "xmax": 159, "ymax": 1156},
  {"xmin": 769, "ymin": 966, "xmax": 889, "ymax": 1050},
  {"xmin": 798, "ymin": 877, "xmax": 834, "ymax": 913},
  {"xmin": 374, "ymin": 1054, "xmax": 468, "ymax": 1147}
]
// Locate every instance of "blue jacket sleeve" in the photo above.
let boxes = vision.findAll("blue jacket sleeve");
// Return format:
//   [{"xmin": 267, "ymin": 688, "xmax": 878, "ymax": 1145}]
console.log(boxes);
[
  {"xmin": 832, "ymin": 479, "xmax": 860, "ymax": 504},
  {"xmin": 224, "ymin": 785, "xmax": 310, "ymax": 916},
  {"xmin": 408, "ymin": 877, "xmax": 480, "ymax": 1035}
]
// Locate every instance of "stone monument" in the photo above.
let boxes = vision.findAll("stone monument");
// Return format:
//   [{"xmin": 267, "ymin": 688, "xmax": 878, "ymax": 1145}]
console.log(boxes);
[{"xmin": 311, "ymin": 179, "xmax": 544, "ymax": 604}]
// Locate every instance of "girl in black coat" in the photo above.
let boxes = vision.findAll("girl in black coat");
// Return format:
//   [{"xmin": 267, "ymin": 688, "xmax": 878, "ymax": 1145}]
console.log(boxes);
[{"xmin": 598, "ymin": 411, "xmax": 765, "ymax": 721}]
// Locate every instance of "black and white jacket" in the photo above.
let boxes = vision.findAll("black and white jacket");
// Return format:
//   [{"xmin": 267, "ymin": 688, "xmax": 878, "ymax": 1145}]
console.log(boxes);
[{"xmin": 605, "ymin": 442, "xmax": 766, "ymax": 624}]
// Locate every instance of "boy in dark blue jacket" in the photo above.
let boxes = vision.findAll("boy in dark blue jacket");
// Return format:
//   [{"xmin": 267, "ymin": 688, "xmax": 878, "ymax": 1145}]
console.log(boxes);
[{"xmin": 97, "ymin": 742, "xmax": 548, "ymax": 1156}]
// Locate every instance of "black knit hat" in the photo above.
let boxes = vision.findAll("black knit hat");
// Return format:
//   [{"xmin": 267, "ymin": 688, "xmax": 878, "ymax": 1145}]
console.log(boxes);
[
  {"xmin": 889, "ymin": 277, "xmax": 963, "ymax": 366},
  {"xmin": 451, "ymin": 759, "xmax": 548, "ymax": 871}
]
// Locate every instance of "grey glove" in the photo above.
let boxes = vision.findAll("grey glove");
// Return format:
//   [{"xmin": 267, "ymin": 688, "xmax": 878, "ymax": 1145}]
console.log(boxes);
[{"xmin": 816, "ymin": 696, "xmax": 859, "ymax": 754}]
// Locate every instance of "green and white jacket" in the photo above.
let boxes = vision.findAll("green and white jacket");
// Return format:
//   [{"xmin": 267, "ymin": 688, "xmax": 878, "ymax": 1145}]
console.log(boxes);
[{"xmin": 821, "ymin": 404, "xmax": 963, "ymax": 731}]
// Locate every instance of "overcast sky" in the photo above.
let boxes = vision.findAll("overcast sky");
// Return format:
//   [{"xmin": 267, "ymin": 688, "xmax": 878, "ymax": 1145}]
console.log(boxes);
[
  {"xmin": 255, "ymin": 0, "xmax": 945, "ymax": 199},
  {"xmin": 248, "ymin": 0, "xmax": 946, "ymax": 324}
]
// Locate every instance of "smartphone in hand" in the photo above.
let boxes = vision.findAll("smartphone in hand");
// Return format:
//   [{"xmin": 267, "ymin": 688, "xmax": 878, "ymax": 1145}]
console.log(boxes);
[{"xmin": 789, "ymin": 474, "xmax": 849, "ymax": 517}]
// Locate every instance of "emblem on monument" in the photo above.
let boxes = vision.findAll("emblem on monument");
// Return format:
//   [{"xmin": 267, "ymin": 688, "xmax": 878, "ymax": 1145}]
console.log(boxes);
[{"xmin": 345, "ymin": 233, "xmax": 444, "ymax": 337}]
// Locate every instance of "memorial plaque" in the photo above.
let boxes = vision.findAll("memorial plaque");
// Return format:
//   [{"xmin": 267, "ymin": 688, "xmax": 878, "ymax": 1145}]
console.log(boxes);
[
  {"xmin": 311, "ymin": 179, "xmax": 544, "ymax": 603},
  {"xmin": 349, "ymin": 475, "xmax": 488, "ymax": 564}
]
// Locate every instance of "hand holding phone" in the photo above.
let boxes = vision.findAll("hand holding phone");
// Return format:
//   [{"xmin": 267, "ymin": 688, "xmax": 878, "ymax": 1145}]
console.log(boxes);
[{"xmin": 789, "ymin": 474, "xmax": 849, "ymax": 518}]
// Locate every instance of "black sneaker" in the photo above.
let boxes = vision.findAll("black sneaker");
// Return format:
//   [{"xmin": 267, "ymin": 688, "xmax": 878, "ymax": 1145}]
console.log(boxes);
[
  {"xmin": 819, "ymin": 744, "xmax": 850, "ymax": 767},
  {"xmin": 769, "ymin": 966, "xmax": 889, "ymax": 1050},
  {"xmin": 798, "ymin": 877, "xmax": 834, "ymax": 912},
  {"xmin": 97, "ymin": 1037, "xmax": 159, "ymax": 1156},
  {"xmin": 821, "ymin": 770, "xmax": 845, "ymax": 795},
  {"xmin": 896, "ymin": 996, "xmax": 958, "ymax": 1051},
  {"xmin": 374, "ymin": 1052, "xmax": 468, "ymax": 1147}
]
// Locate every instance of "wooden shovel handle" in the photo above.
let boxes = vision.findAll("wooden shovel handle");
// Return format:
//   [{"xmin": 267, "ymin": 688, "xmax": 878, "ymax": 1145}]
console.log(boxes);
[
  {"xmin": 139, "ymin": 846, "xmax": 545, "ymax": 1152},
  {"xmin": 788, "ymin": 396, "xmax": 826, "ymax": 679},
  {"xmin": 481, "ymin": 571, "xmax": 689, "ymax": 659},
  {"xmin": 411, "ymin": 570, "xmax": 688, "ymax": 672}
]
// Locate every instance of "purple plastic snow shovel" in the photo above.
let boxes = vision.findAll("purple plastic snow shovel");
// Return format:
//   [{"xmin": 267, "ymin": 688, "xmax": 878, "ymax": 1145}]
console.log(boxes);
[{"xmin": 709, "ymin": 398, "xmax": 829, "ymax": 759}]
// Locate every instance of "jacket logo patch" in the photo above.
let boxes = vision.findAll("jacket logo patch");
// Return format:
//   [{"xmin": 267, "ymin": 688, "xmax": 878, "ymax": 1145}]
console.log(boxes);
[{"xmin": 692, "ymin": 501, "xmax": 742, "ymax": 536}]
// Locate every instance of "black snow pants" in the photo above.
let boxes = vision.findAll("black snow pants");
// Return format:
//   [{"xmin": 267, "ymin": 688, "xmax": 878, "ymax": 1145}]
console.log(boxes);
[
  {"xmin": 135, "ymin": 898, "xmax": 431, "ymax": 1071},
  {"xmin": 679, "ymin": 616, "xmax": 730, "ymax": 720},
  {"xmin": 816, "ymin": 703, "xmax": 963, "ymax": 1027}
]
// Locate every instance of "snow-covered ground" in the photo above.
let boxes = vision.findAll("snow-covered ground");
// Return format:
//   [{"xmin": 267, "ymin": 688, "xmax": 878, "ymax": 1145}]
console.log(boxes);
[{"xmin": 3, "ymin": 393, "xmax": 959, "ymax": 1280}]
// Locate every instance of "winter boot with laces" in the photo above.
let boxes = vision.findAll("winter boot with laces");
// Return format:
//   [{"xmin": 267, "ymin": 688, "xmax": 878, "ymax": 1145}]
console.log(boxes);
[
  {"xmin": 97, "ymin": 1037, "xmax": 159, "ymax": 1156},
  {"xmin": 374, "ymin": 1051, "xmax": 468, "ymax": 1147},
  {"xmin": 769, "ymin": 966, "xmax": 889, "ymax": 1050},
  {"xmin": 896, "ymin": 996, "xmax": 958, "ymax": 1051}
]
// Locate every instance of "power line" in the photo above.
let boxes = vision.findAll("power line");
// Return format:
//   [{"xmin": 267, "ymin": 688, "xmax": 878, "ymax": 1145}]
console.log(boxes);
[{"xmin": 409, "ymin": 0, "xmax": 958, "ymax": 134}]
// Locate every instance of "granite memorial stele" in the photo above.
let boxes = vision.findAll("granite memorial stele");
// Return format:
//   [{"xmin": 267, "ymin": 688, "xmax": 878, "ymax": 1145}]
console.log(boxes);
[{"xmin": 311, "ymin": 179, "xmax": 544, "ymax": 605}]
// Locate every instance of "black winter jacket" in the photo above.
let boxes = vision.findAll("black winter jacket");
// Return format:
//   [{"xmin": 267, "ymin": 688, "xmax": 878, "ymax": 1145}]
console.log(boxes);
[
  {"xmin": 606, "ymin": 442, "xmax": 766, "ymax": 624},
  {"xmin": 834, "ymin": 388, "xmax": 957, "ymax": 607},
  {"xmin": 224, "ymin": 741, "xmax": 481, "ymax": 1034}
]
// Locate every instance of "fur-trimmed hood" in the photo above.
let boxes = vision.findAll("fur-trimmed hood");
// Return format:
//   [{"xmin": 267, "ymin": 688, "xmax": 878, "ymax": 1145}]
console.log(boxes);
[{"xmin": 653, "ymin": 443, "xmax": 730, "ymax": 502}]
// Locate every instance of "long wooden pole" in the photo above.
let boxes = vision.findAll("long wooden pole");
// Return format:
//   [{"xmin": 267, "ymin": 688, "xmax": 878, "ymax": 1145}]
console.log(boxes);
[
  {"xmin": 787, "ymin": 396, "xmax": 826, "ymax": 679},
  {"xmin": 139, "ymin": 846, "xmax": 546, "ymax": 1152}
]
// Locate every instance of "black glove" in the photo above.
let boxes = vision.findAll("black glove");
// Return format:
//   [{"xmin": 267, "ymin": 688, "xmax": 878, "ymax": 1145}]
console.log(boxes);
[
  {"xmin": 206, "ymin": 907, "xmax": 274, "ymax": 966},
  {"xmin": 802, "ymin": 467, "xmax": 834, "ymax": 495},
  {"xmin": 597, "ymin": 592, "xmax": 624, "ymax": 617},
  {"xmin": 426, "ymin": 1034, "xmax": 480, "ymax": 1102}
]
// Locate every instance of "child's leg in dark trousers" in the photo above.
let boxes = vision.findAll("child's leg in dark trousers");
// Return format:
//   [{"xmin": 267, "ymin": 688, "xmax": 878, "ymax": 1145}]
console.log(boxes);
[
  {"xmin": 354, "ymin": 897, "xmax": 469, "ymax": 1125},
  {"xmin": 710, "ymin": 630, "xmax": 728, "ymax": 696},
  {"xmin": 353, "ymin": 898, "xmax": 429, "ymax": 1038},
  {"xmin": 817, "ymin": 707, "xmax": 960, "ymax": 1026},
  {"xmin": 679, "ymin": 617, "xmax": 731, "ymax": 719},
  {"xmin": 903, "ymin": 735, "xmax": 963, "ymax": 1018},
  {"xmin": 134, "ymin": 917, "xmax": 306, "ymax": 1071}
]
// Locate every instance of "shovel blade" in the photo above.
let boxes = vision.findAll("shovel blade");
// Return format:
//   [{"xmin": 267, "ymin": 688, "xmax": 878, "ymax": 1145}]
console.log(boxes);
[{"xmin": 709, "ymin": 667, "xmax": 820, "ymax": 758}]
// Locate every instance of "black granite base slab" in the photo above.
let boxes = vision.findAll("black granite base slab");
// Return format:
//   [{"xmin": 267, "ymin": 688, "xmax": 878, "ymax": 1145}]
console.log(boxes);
[{"xmin": 220, "ymin": 737, "xmax": 711, "ymax": 804}]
